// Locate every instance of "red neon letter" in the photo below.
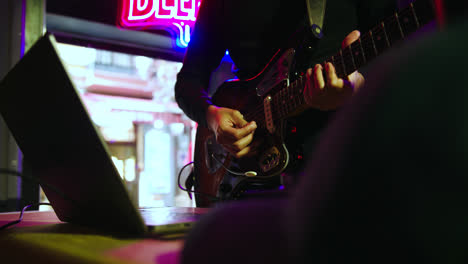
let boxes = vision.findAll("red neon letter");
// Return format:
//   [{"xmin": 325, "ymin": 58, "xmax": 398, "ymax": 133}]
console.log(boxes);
[{"xmin": 119, "ymin": 0, "xmax": 202, "ymax": 47}]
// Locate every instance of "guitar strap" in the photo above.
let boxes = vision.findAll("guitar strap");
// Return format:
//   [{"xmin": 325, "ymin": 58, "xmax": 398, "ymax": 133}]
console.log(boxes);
[{"xmin": 306, "ymin": 0, "xmax": 327, "ymax": 39}]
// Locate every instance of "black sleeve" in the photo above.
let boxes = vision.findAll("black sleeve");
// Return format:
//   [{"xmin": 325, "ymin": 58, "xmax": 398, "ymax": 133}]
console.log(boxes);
[{"xmin": 174, "ymin": 0, "xmax": 227, "ymax": 127}]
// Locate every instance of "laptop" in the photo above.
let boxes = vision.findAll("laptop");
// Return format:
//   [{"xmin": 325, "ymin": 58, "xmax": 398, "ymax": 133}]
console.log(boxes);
[{"xmin": 0, "ymin": 34, "xmax": 204, "ymax": 238}]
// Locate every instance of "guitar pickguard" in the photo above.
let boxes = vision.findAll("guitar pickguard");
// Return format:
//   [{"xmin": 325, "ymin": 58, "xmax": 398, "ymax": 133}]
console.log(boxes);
[
  {"xmin": 204, "ymin": 135, "xmax": 228, "ymax": 174},
  {"xmin": 256, "ymin": 49, "xmax": 295, "ymax": 96}
]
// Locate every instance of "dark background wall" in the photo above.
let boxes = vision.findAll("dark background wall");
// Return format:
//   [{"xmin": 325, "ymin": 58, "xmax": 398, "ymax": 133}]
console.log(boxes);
[{"xmin": 46, "ymin": 0, "xmax": 120, "ymax": 26}]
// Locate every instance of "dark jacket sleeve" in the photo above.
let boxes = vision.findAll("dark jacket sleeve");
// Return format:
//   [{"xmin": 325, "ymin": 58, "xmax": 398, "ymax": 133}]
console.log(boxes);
[{"xmin": 174, "ymin": 0, "xmax": 227, "ymax": 128}]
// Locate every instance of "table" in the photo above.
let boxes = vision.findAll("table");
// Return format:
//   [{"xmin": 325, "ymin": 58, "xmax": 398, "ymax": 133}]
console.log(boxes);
[{"xmin": 0, "ymin": 208, "xmax": 207, "ymax": 264}]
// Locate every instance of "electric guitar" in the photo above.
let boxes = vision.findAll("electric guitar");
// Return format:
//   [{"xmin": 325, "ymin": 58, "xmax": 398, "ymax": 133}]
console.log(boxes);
[{"xmin": 193, "ymin": 0, "xmax": 435, "ymax": 207}]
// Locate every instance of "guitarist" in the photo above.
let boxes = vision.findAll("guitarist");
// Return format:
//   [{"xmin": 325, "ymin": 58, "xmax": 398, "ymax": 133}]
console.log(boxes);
[{"xmin": 175, "ymin": 0, "xmax": 398, "ymax": 206}]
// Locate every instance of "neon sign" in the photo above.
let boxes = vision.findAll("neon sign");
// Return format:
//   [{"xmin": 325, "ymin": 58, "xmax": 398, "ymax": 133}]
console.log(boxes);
[{"xmin": 119, "ymin": 0, "xmax": 202, "ymax": 48}]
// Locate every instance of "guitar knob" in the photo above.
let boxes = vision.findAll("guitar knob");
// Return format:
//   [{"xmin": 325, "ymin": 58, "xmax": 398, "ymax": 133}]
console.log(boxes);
[{"xmin": 219, "ymin": 183, "xmax": 232, "ymax": 193}]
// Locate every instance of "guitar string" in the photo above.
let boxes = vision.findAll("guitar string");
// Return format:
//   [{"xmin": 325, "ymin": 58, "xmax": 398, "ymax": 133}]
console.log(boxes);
[
  {"xmin": 244, "ymin": 82, "xmax": 305, "ymax": 127},
  {"xmin": 245, "ymin": 27, "xmax": 385, "ymax": 125},
  {"xmin": 242, "ymin": 33, "xmax": 384, "ymax": 124},
  {"xmin": 337, "ymin": 7, "xmax": 416, "ymax": 76}
]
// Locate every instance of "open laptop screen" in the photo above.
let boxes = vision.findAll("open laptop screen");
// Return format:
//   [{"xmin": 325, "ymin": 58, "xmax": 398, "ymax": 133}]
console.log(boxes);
[{"xmin": 0, "ymin": 34, "xmax": 148, "ymax": 237}]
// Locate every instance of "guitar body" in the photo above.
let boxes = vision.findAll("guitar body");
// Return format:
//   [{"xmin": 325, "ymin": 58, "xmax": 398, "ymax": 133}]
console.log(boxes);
[{"xmin": 194, "ymin": 49, "xmax": 298, "ymax": 207}]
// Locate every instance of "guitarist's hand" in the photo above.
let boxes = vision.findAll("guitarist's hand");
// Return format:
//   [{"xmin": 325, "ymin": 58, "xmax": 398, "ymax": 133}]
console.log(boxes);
[
  {"xmin": 206, "ymin": 105, "xmax": 257, "ymax": 158},
  {"xmin": 304, "ymin": 30, "xmax": 365, "ymax": 111}
]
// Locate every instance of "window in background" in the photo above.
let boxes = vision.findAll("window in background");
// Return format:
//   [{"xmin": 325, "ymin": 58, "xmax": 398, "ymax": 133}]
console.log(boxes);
[{"xmin": 39, "ymin": 42, "xmax": 195, "ymax": 210}]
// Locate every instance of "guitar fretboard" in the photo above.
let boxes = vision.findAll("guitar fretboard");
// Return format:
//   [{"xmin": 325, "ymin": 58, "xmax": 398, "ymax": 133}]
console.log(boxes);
[{"xmin": 270, "ymin": 0, "xmax": 435, "ymax": 121}]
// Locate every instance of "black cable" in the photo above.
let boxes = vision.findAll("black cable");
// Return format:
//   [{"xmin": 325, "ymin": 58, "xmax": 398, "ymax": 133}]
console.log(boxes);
[
  {"xmin": 0, "ymin": 169, "xmax": 83, "ymax": 231},
  {"xmin": 177, "ymin": 162, "xmax": 219, "ymax": 201},
  {"xmin": 0, "ymin": 169, "xmax": 22, "ymax": 177},
  {"xmin": 0, "ymin": 169, "xmax": 79, "ymax": 208},
  {"xmin": 0, "ymin": 202, "xmax": 52, "ymax": 230}
]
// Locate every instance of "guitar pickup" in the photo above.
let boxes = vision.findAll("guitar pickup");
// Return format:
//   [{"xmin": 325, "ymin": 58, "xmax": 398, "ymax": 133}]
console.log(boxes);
[{"xmin": 263, "ymin": 95, "xmax": 275, "ymax": 134}]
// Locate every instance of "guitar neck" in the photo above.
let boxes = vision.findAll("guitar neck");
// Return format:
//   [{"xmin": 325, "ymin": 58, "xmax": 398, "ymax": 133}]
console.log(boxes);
[
  {"xmin": 269, "ymin": 0, "xmax": 435, "ymax": 121},
  {"xmin": 331, "ymin": 0, "xmax": 435, "ymax": 79}
]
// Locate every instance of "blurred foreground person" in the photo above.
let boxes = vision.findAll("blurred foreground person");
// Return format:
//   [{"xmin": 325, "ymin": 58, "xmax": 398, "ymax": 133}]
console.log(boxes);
[{"xmin": 181, "ymin": 0, "xmax": 468, "ymax": 263}]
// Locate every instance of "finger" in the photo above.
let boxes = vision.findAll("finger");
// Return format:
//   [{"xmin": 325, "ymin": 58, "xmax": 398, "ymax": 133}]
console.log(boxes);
[
  {"xmin": 231, "ymin": 110, "xmax": 248, "ymax": 128},
  {"xmin": 230, "ymin": 121, "xmax": 257, "ymax": 140},
  {"xmin": 342, "ymin": 30, "xmax": 361, "ymax": 49},
  {"xmin": 218, "ymin": 110, "xmax": 252, "ymax": 141},
  {"xmin": 314, "ymin": 64, "xmax": 325, "ymax": 90},
  {"xmin": 325, "ymin": 62, "xmax": 344, "ymax": 89},
  {"xmin": 221, "ymin": 120, "xmax": 256, "ymax": 142},
  {"xmin": 222, "ymin": 140, "xmax": 253, "ymax": 159},
  {"xmin": 234, "ymin": 145, "xmax": 253, "ymax": 159},
  {"xmin": 231, "ymin": 132, "xmax": 255, "ymax": 152},
  {"xmin": 221, "ymin": 144, "xmax": 239, "ymax": 157}
]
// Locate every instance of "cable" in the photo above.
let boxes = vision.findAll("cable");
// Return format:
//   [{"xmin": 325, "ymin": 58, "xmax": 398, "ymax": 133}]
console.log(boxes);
[
  {"xmin": 210, "ymin": 154, "xmax": 258, "ymax": 177},
  {"xmin": 0, "ymin": 169, "xmax": 79, "ymax": 209},
  {"xmin": 177, "ymin": 162, "xmax": 219, "ymax": 201},
  {"xmin": 0, "ymin": 203, "xmax": 52, "ymax": 230},
  {"xmin": 0, "ymin": 169, "xmax": 22, "ymax": 177}
]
